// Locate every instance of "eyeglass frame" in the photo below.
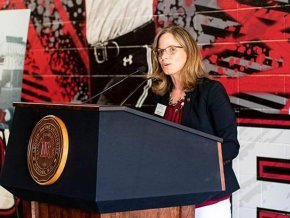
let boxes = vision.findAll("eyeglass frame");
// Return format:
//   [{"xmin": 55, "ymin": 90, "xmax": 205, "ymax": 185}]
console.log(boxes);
[{"xmin": 153, "ymin": 45, "xmax": 183, "ymax": 58}]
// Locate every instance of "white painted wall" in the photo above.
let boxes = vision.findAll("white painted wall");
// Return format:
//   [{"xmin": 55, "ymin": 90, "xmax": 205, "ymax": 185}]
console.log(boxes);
[{"xmin": 232, "ymin": 126, "xmax": 290, "ymax": 218}]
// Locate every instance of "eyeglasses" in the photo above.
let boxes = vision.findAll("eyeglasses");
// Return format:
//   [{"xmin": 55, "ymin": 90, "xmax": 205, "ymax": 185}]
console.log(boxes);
[{"xmin": 153, "ymin": 45, "xmax": 183, "ymax": 58}]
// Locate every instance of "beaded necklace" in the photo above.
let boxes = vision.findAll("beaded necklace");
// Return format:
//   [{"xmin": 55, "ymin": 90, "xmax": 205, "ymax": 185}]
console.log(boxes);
[{"xmin": 169, "ymin": 94, "xmax": 185, "ymax": 112}]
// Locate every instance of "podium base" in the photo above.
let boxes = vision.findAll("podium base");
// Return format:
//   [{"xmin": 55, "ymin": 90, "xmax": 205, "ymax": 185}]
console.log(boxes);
[{"xmin": 22, "ymin": 201, "xmax": 195, "ymax": 218}]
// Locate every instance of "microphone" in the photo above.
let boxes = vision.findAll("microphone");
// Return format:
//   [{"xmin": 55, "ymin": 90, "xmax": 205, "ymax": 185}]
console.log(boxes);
[
  {"xmin": 120, "ymin": 77, "xmax": 161, "ymax": 106},
  {"xmin": 82, "ymin": 66, "xmax": 146, "ymax": 104}
]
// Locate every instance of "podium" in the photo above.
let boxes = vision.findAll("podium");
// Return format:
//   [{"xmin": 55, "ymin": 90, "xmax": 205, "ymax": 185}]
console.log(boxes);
[{"xmin": 0, "ymin": 102, "xmax": 225, "ymax": 217}]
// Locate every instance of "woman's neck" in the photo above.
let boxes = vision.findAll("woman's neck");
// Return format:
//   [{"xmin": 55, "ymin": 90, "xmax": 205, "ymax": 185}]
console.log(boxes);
[
  {"xmin": 170, "ymin": 75, "xmax": 185, "ymax": 104},
  {"xmin": 170, "ymin": 73, "xmax": 182, "ymax": 90}
]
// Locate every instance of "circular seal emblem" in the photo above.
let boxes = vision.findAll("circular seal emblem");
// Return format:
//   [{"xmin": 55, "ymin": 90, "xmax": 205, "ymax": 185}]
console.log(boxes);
[{"xmin": 27, "ymin": 115, "xmax": 69, "ymax": 185}]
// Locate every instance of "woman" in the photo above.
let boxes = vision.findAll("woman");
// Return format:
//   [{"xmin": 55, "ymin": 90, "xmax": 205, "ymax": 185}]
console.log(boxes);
[{"xmin": 151, "ymin": 26, "xmax": 240, "ymax": 218}]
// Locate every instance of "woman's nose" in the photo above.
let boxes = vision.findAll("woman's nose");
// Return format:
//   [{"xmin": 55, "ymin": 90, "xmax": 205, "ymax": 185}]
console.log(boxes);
[{"xmin": 160, "ymin": 51, "xmax": 169, "ymax": 60}]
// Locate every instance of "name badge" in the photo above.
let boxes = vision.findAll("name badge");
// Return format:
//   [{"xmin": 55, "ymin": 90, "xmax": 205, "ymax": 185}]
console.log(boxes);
[{"xmin": 154, "ymin": 103, "xmax": 167, "ymax": 117}]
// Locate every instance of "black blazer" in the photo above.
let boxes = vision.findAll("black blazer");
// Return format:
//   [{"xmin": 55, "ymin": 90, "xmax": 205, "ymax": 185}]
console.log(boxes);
[{"xmin": 156, "ymin": 77, "xmax": 240, "ymax": 201}]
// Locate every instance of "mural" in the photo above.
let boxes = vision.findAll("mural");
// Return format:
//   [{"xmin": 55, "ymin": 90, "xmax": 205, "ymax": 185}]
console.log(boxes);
[
  {"xmin": 155, "ymin": 0, "xmax": 290, "ymax": 127},
  {"xmin": 6, "ymin": 1, "xmax": 89, "ymax": 103},
  {"xmin": 0, "ymin": 0, "xmax": 289, "ymax": 217},
  {"xmin": 85, "ymin": 0, "xmax": 155, "ymax": 107},
  {"xmin": 1, "ymin": 0, "xmax": 288, "ymax": 126},
  {"xmin": 0, "ymin": 8, "xmax": 30, "ymax": 216},
  {"xmin": 0, "ymin": 9, "xmax": 30, "ymax": 128}
]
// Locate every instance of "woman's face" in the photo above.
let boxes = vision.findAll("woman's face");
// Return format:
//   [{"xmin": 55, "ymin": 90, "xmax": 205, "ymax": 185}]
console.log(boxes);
[{"xmin": 157, "ymin": 33, "xmax": 187, "ymax": 76}]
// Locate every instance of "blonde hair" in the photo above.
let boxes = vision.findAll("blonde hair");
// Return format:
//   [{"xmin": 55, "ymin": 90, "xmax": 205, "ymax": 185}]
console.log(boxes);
[{"xmin": 151, "ymin": 26, "xmax": 209, "ymax": 96}]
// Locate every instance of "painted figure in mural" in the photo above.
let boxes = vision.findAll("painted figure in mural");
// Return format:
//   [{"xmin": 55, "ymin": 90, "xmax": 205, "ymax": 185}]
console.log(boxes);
[
  {"xmin": 151, "ymin": 26, "xmax": 240, "ymax": 218},
  {"xmin": 86, "ymin": 0, "xmax": 155, "ymax": 106}
]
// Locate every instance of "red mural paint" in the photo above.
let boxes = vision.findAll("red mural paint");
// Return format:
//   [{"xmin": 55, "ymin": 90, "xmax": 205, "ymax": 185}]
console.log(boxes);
[
  {"xmin": 237, "ymin": 118, "xmax": 290, "ymax": 128},
  {"xmin": 257, "ymin": 157, "xmax": 290, "ymax": 184},
  {"xmin": 258, "ymin": 208, "xmax": 290, "ymax": 218},
  {"xmin": 54, "ymin": 0, "xmax": 89, "ymax": 74},
  {"xmin": 202, "ymin": 0, "xmax": 290, "ymax": 128},
  {"xmin": 3, "ymin": 0, "xmax": 89, "ymax": 103},
  {"xmin": 2, "ymin": 0, "xmax": 289, "ymax": 127}
]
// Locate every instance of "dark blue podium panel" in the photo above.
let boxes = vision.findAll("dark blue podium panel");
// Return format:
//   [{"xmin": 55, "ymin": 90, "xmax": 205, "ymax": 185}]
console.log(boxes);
[{"xmin": 0, "ymin": 103, "xmax": 224, "ymax": 213}]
